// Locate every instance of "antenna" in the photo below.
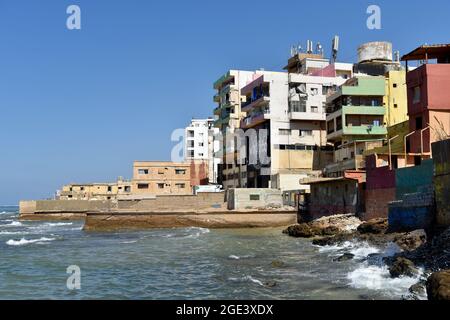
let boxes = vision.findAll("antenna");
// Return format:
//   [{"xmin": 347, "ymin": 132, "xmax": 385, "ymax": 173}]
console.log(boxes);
[
  {"xmin": 331, "ymin": 35, "xmax": 339, "ymax": 63},
  {"xmin": 316, "ymin": 42, "xmax": 323, "ymax": 56},
  {"xmin": 394, "ymin": 50, "xmax": 400, "ymax": 62},
  {"xmin": 307, "ymin": 40, "xmax": 313, "ymax": 54}
]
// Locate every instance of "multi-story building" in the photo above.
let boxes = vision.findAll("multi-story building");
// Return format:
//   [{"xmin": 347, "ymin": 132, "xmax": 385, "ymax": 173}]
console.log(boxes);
[
  {"xmin": 237, "ymin": 58, "xmax": 353, "ymax": 191},
  {"xmin": 132, "ymin": 161, "xmax": 191, "ymax": 195},
  {"xmin": 401, "ymin": 44, "xmax": 450, "ymax": 160},
  {"xmin": 184, "ymin": 118, "xmax": 220, "ymax": 184},
  {"xmin": 213, "ymin": 70, "xmax": 258, "ymax": 189},
  {"xmin": 325, "ymin": 76, "xmax": 388, "ymax": 176},
  {"xmin": 58, "ymin": 177, "xmax": 132, "ymax": 200}
]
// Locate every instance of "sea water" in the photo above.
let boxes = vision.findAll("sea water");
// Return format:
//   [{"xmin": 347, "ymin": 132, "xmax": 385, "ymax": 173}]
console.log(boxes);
[{"xmin": 0, "ymin": 205, "xmax": 425, "ymax": 300}]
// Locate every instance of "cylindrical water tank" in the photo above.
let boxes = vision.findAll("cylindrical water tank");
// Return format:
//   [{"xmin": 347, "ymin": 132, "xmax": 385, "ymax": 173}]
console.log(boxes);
[{"xmin": 358, "ymin": 42, "xmax": 393, "ymax": 63}]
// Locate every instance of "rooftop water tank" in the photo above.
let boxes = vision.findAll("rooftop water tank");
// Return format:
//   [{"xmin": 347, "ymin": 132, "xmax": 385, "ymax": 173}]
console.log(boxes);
[{"xmin": 358, "ymin": 42, "xmax": 393, "ymax": 63}]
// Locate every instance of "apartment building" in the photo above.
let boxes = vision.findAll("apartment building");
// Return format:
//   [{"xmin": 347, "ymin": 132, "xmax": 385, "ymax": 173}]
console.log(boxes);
[
  {"xmin": 402, "ymin": 44, "xmax": 450, "ymax": 159},
  {"xmin": 213, "ymin": 70, "xmax": 258, "ymax": 189},
  {"xmin": 132, "ymin": 161, "xmax": 191, "ymax": 195},
  {"xmin": 58, "ymin": 177, "xmax": 132, "ymax": 200},
  {"xmin": 184, "ymin": 118, "xmax": 220, "ymax": 184}
]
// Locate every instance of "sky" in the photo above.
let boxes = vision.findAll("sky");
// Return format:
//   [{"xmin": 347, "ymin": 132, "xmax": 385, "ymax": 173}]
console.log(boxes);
[{"xmin": 0, "ymin": 0, "xmax": 449, "ymax": 204}]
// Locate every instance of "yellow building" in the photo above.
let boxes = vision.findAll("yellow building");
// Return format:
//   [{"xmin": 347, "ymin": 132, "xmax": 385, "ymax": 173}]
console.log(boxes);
[
  {"xmin": 132, "ymin": 161, "xmax": 192, "ymax": 195},
  {"xmin": 58, "ymin": 178, "xmax": 132, "ymax": 200},
  {"xmin": 384, "ymin": 70, "xmax": 408, "ymax": 127}
]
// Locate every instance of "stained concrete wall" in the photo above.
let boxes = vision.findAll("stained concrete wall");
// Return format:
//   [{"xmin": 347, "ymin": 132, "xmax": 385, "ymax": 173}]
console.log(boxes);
[
  {"xmin": 227, "ymin": 188, "xmax": 283, "ymax": 210},
  {"xmin": 395, "ymin": 159, "xmax": 434, "ymax": 198},
  {"xmin": 432, "ymin": 139, "xmax": 450, "ymax": 226}
]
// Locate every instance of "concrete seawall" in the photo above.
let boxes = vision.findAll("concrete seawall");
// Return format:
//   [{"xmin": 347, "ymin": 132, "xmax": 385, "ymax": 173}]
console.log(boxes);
[{"xmin": 84, "ymin": 211, "xmax": 298, "ymax": 231}]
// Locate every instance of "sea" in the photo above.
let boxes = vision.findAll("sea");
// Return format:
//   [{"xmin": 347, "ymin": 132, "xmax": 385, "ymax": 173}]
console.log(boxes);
[{"xmin": 0, "ymin": 205, "xmax": 426, "ymax": 300}]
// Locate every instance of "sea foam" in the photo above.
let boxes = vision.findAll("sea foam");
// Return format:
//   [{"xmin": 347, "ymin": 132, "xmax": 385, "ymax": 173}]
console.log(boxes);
[{"xmin": 6, "ymin": 237, "xmax": 56, "ymax": 246}]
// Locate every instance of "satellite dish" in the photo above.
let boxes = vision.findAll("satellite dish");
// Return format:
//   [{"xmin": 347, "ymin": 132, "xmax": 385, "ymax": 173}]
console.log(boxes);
[{"xmin": 299, "ymin": 84, "xmax": 307, "ymax": 94}]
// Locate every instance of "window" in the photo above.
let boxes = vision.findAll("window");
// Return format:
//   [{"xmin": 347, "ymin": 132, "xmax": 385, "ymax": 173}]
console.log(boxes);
[
  {"xmin": 279, "ymin": 129, "xmax": 291, "ymax": 135},
  {"xmin": 188, "ymin": 150, "xmax": 194, "ymax": 158},
  {"xmin": 198, "ymin": 153, "xmax": 204, "ymax": 157},
  {"xmin": 413, "ymin": 86, "xmax": 421, "ymax": 104},
  {"xmin": 158, "ymin": 169, "xmax": 165, "ymax": 175},
  {"xmin": 415, "ymin": 116, "xmax": 423, "ymax": 130},
  {"xmin": 138, "ymin": 169, "xmax": 149, "ymax": 175},
  {"xmin": 250, "ymin": 194, "xmax": 260, "ymax": 201},
  {"xmin": 107, "ymin": 186, "xmax": 112, "ymax": 192},
  {"xmin": 187, "ymin": 130, "xmax": 195, "ymax": 138},
  {"xmin": 157, "ymin": 183, "xmax": 165, "ymax": 189},
  {"xmin": 107, "ymin": 197, "xmax": 111, "ymax": 200},
  {"xmin": 199, "ymin": 142, "xmax": 204, "ymax": 147},
  {"xmin": 80, "ymin": 187, "xmax": 85, "ymax": 191},
  {"xmin": 394, "ymin": 104, "xmax": 398, "ymax": 108},
  {"xmin": 175, "ymin": 183, "xmax": 186, "ymax": 189},
  {"xmin": 393, "ymin": 83, "xmax": 398, "ymax": 88},
  {"xmin": 175, "ymin": 169, "xmax": 186, "ymax": 175},
  {"xmin": 137, "ymin": 184, "xmax": 149, "ymax": 189},
  {"xmin": 289, "ymin": 100, "xmax": 306, "ymax": 112},
  {"xmin": 124, "ymin": 186, "xmax": 131, "ymax": 192},
  {"xmin": 300, "ymin": 130, "xmax": 313, "ymax": 137},
  {"xmin": 373, "ymin": 120, "xmax": 380, "ymax": 126},
  {"xmin": 311, "ymin": 106, "xmax": 319, "ymax": 113}
]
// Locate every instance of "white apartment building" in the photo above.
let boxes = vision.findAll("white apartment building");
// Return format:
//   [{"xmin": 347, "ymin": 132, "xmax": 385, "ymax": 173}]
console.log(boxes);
[
  {"xmin": 239, "ymin": 58, "xmax": 354, "ymax": 191},
  {"xmin": 184, "ymin": 118, "xmax": 221, "ymax": 184}
]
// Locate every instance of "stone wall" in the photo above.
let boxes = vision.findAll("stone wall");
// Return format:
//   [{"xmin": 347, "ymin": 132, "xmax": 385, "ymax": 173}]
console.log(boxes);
[{"xmin": 432, "ymin": 139, "xmax": 450, "ymax": 226}]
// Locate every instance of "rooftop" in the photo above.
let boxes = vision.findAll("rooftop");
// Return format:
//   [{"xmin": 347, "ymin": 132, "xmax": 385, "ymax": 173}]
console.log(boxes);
[{"xmin": 401, "ymin": 44, "xmax": 450, "ymax": 62}]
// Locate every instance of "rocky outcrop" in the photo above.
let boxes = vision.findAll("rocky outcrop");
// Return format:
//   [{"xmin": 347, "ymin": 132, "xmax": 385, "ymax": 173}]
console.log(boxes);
[
  {"xmin": 333, "ymin": 253, "xmax": 355, "ymax": 262},
  {"xmin": 393, "ymin": 230, "xmax": 427, "ymax": 252},
  {"xmin": 426, "ymin": 270, "xmax": 450, "ymax": 300},
  {"xmin": 357, "ymin": 218, "xmax": 388, "ymax": 234},
  {"xmin": 283, "ymin": 214, "xmax": 362, "ymax": 238},
  {"xmin": 389, "ymin": 257, "xmax": 419, "ymax": 278}
]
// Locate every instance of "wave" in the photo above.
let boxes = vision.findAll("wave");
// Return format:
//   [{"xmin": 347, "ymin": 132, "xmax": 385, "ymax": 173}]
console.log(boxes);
[
  {"xmin": 347, "ymin": 264, "xmax": 424, "ymax": 298},
  {"xmin": 6, "ymin": 237, "xmax": 56, "ymax": 246},
  {"xmin": 317, "ymin": 241, "xmax": 381, "ymax": 260},
  {"xmin": 2, "ymin": 221, "xmax": 23, "ymax": 227},
  {"xmin": 228, "ymin": 275, "xmax": 264, "ymax": 286},
  {"xmin": 228, "ymin": 254, "xmax": 255, "ymax": 260},
  {"xmin": 43, "ymin": 222, "xmax": 73, "ymax": 227}
]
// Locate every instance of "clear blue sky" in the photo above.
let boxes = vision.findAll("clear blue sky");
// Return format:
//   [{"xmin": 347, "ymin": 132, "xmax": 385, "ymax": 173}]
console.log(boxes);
[{"xmin": 0, "ymin": 0, "xmax": 449, "ymax": 204}]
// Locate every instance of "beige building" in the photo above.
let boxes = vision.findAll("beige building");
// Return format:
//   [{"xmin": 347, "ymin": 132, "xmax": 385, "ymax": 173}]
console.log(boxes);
[
  {"xmin": 132, "ymin": 161, "xmax": 192, "ymax": 195},
  {"xmin": 58, "ymin": 177, "xmax": 132, "ymax": 200}
]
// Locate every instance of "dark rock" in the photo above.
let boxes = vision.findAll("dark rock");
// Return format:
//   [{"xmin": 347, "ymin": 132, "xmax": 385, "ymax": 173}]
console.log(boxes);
[
  {"xmin": 357, "ymin": 218, "xmax": 388, "ymax": 235},
  {"xmin": 426, "ymin": 270, "xmax": 450, "ymax": 300},
  {"xmin": 321, "ymin": 226, "xmax": 341, "ymax": 236},
  {"xmin": 409, "ymin": 281, "xmax": 426, "ymax": 295},
  {"xmin": 264, "ymin": 281, "xmax": 277, "ymax": 288},
  {"xmin": 283, "ymin": 224, "xmax": 315, "ymax": 238},
  {"xmin": 389, "ymin": 257, "xmax": 419, "ymax": 278},
  {"xmin": 394, "ymin": 229, "xmax": 427, "ymax": 252},
  {"xmin": 333, "ymin": 253, "xmax": 355, "ymax": 262},
  {"xmin": 271, "ymin": 260, "xmax": 285, "ymax": 268}
]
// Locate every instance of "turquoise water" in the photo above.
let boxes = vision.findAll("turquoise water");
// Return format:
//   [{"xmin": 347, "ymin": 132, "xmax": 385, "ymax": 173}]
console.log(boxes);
[{"xmin": 0, "ymin": 206, "xmax": 424, "ymax": 300}]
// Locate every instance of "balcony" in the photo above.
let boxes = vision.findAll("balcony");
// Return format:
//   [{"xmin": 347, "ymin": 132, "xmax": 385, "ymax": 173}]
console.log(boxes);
[
  {"xmin": 242, "ymin": 95, "xmax": 270, "ymax": 112},
  {"xmin": 241, "ymin": 111, "xmax": 270, "ymax": 129}
]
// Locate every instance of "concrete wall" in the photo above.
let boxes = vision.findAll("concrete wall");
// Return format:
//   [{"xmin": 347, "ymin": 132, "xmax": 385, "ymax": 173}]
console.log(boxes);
[
  {"xmin": 395, "ymin": 159, "xmax": 434, "ymax": 198},
  {"xmin": 308, "ymin": 179, "xmax": 363, "ymax": 219},
  {"xmin": 432, "ymin": 139, "xmax": 450, "ymax": 226},
  {"xmin": 364, "ymin": 154, "xmax": 397, "ymax": 220},
  {"xmin": 227, "ymin": 188, "xmax": 283, "ymax": 210}
]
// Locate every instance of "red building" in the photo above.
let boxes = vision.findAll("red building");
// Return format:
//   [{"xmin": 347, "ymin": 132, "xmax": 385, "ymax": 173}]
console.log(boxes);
[{"xmin": 402, "ymin": 45, "xmax": 450, "ymax": 159}]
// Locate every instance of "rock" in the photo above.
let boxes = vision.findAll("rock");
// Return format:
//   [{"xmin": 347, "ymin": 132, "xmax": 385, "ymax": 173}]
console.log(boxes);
[
  {"xmin": 389, "ymin": 257, "xmax": 419, "ymax": 278},
  {"xmin": 271, "ymin": 260, "xmax": 285, "ymax": 268},
  {"xmin": 357, "ymin": 218, "xmax": 388, "ymax": 235},
  {"xmin": 394, "ymin": 229, "xmax": 427, "ymax": 252},
  {"xmin": 283, "ymin": 224, "xmax": 315, "ymax": 238},
  {"xmin": 264, "ymin": 281, "xmax": 277, "ymax": 288},
  {"xmin": 333, "ymin": 253, "xmax": 355, "ymax": 262},
  {"xmin": 426, "ymin": 270, "xmax": 450, "ymax": 300},
  {"xmin": 409, "ymin": 281, "xmax": 426, "ymax": 296},
  {"xmin": 321, "ymin": 226, "xmax": 341, "ymax": 236}
]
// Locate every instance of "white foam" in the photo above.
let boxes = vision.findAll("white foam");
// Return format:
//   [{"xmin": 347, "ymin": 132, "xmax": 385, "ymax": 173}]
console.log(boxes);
[
  {"xmin": 347, "ymin": 263, "xmax": 424, "ymax": 297},
  {"xmin": 228, "ymin": 254, "xmax": 255, "ymax": 260},
  {"xmin": 228, "ymin": 275, "xmax": 264, "ymax": 286},
  {"xmin": 6, "ymin": 237, "xmax": 56, "ymax": 246},
  {"xmin": 318, "ymin": 241, "xmax": 381, "ymax": 259},
  {"xmin": 3, "ymin": 221, "xmax": 22, "ymax": 227},
  {"xmin": 44, "ymin": 222, "xmax": 73, "ymax": 227}
]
